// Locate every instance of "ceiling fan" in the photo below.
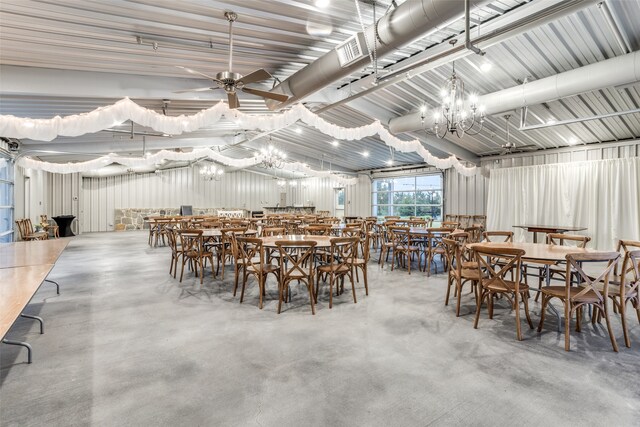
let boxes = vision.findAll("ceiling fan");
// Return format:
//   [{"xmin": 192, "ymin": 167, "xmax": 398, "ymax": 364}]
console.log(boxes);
[
  {"xmin": 175, "ymin": 11, "xmax": 289, "ymax": 109},
  {"xmin": 493, "ymin": 114, "xmax": 537, "ymax": 155}
]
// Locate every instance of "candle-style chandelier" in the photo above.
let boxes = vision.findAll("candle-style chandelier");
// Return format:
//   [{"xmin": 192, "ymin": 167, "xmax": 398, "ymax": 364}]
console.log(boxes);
[
  {"xmin": 259, "ymin": 136, "xmax": 287, "ymax": 169},
  {"xmin": 199, "ymin": 163, "xmax": 224, "ymax": 181},
  {"xmin": 422, "ymin": 41, "xmax": 485, "ymax": 138}
]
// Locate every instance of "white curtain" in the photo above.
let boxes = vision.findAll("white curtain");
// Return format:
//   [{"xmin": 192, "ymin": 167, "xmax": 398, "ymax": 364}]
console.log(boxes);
[{"xmin": 486, "ymin": 157, "xmax": 640, "ymax": 250}]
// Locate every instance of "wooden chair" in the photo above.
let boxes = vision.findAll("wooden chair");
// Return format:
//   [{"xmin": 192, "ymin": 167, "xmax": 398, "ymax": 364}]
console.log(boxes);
[
  {"xmin": 175, "ymin": 229, "xmax": 215, "ymax": 284},
  {"xmin": 166, "ymin": 227, "xmax": 181, "ymax": 278},
  {"xmin": 305, "ymin": 225, "xmax": 331, "ymax": 236},
  {"xmin": 260, "ymin": 227, "xmax": 286, "ymax": 265},
  {"xmin": 443, "ymin": 237, "xmax": 481, "ymax": 317},
  {"xmin": 275, "ymin": 240, "xmax": 317, "ymax": 315},
  {"xmin": 530, "ymin": 233, "xmax": 591, "ymax": 301},
  {"xmin": 235, "ymin": 237, "xmax": 279, "ymax": 309},
  {"xmin": 473, "ymin": 246, "xmax": 533, "ymax": 341},
  {"xmin": 388, "ymin": 226, "xmax": 420, "ymax": 274},
  {"xmin": 424, "ymin": 227, "xmax": 451, "ymax": 275},
  {"xmin": 39, "ymin": 214, "xmax": 59, "ymax": 238},
  {"xmin": 348, "ymin": 233, "xmax": 370, "ymax": 296},
  {"xmin": 602, "ymin": 247, "xmax": 640, "ymax": 348},
  {"xmin": 537, "ymin": 251, "xmax": 621, "ymax": 352},
  {"xmin": 315, "ymin": 237, "xmax": 359, "ymax": 308},
  {"xmin": 482, "ymin": 231, "xmax": 513, "ymax": 242},
  {"xmin": 378, "ymin": 223, "xmax": 395, "ymax": 267},
  {"xmin": 218, "ymin": 227, "xmax": 247, "ymax": 279},
  {"xmin": 15, "ymin": 219, "xmax": 48, "ymax": 241}
]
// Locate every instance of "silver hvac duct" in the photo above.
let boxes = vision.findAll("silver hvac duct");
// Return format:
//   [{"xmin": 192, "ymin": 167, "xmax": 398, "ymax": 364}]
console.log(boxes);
[
  {"xmin": 266, "ymin": 0, "xmax": 491, "ymax": 111},
  {"xmin": 388, "ymin": 49, "xmax": 640, "ymax": 134}
]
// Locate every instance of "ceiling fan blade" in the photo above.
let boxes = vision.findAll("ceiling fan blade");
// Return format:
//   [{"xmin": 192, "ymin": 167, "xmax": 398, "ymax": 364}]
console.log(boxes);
[
  {"xmin": 518, "ymin": 144, "xmax": 538, "ymax": 151},
  {"xmin": 242, "ymin": 87, "xmax": 289, "ymax": 102},
  {"xmin": 238, "ymin": 69, "xmax": 272, "ymax": 85},
  {"xmin": 175, "ymin": 65, "xmax": 218, "ymax": 81},
  {"xmin": 173, "ymin": 87, "xmax": 216, "ymax": 93},
  {"xmin": 227, "ymin": 92, "xmax": 240, "ymax": 109}
]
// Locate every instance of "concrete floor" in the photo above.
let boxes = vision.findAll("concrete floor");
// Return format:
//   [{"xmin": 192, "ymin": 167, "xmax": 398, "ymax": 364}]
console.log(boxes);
[{"xmin": 1, "ymin": 231, "xmax": 639, "ymax": 426}]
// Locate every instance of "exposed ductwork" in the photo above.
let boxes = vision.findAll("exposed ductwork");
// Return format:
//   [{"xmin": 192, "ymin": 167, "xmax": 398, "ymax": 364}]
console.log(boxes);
[
  {"xmin": 266, "ymin": 0, "xmax": 492, "ymax": 111},
  {"xmin": 388, "ymin": 49, "xmax": 640, "ymax": 134}
]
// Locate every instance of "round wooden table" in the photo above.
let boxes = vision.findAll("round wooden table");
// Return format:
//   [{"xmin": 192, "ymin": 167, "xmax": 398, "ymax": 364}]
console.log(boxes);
[
  {"xmin": 467, "ymin": 242, "xmax": 593, "ymax": 261},
  {"xmin": 260, "ymin": 235, "xmax": 333, "ymax": 248}
]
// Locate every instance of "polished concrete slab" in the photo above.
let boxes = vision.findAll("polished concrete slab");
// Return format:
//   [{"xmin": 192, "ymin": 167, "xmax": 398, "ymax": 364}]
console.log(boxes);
[{"xmin": 1, "ymin": 231, "xmax": 639, "ymax": 426}]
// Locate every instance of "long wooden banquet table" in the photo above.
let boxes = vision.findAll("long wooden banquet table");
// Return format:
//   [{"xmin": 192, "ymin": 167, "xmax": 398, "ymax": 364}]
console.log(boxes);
[
  {"xmin": 468, "ymin": 241, "xmax": 595, "ymax": 329},
  {"xmin": 0, "ymin": 239, "xmax": 69, "ymax": 363}
]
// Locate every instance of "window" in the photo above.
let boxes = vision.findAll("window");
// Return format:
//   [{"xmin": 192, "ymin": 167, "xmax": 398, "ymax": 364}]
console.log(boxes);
[
  {"xmin": 335, "ymin": 188, "xmax": 345, "ymax": 209},
  {"xmin": 0, "ymin": 156, "xmax": 14, "ymax": 242},
  {"xmin": 371, "ymin": 173, "xmax": 443, "ymax": 220}
]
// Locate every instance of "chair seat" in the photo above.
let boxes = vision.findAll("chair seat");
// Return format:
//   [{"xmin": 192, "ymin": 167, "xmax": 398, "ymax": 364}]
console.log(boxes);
[
  {"xmin": 396, "ymin": 244, "xmax": 419, "ymax": 251},
  {"xmin": 482, "ymin": 279, "xmax": 529, "ymax": 293},
  {"xmin": 540, "ymin": 285, "xmax": 600, "ymax": 303},
  {"xmin": 317, "ymin": 263, "xmax": 350, "ymax": 274},
  {"xmin": 594, "ymin": 281, "xmax": 637, "ymax": 298},
  {"xmin": 461, "ymin": 261, "xmax": 478, "ymax": 269},
  {"xmin": 246, "ymin": 263, "xmax": 279, "ymax": 274}
]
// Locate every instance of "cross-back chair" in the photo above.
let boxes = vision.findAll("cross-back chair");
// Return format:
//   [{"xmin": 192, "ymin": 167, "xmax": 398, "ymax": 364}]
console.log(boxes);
[
  {"xmin": 473, "ymin": 246, "xmax": 533, "ymax": 341},
  {"xmin": 275, "ymin": 240, "xmax": 317, "ymax": 315},
  {"xmin": 538, "ymin": 251, "xmax": 620, "ymax": 351}
]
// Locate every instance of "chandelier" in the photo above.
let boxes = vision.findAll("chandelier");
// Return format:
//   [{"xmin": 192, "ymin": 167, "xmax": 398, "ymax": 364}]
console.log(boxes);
[
  {"xmin": 422, "ymin": 48, "xmax": 485, "ymax": 138},
  {"xmin": 199, "ymin": 163, "xmax": 224, "ymax": 181},
  {"xmin": 259, "ymin": 139, "xmax": 287, "ymax": 169}
]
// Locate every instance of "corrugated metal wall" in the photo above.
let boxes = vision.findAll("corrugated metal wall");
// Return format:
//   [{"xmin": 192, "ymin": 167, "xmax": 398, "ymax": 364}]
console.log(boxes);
[{"xmin": 77, "ymin": 168, "xmax": 372, "ymax": 232}]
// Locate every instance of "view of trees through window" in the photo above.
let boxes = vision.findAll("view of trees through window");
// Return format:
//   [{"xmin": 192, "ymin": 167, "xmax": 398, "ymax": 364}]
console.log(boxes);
[{"xmin": 371, "ymin": 174, "xmax": 443, "ymax": 220}]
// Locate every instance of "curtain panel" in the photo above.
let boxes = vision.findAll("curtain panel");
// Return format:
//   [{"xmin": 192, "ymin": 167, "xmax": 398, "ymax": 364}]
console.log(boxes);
[{"xmin": 486, "ymin": 157, "xmax": 640, "ymax": 250}]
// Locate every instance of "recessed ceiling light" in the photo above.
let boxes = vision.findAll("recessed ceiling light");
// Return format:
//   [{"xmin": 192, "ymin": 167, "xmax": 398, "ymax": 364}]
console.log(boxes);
[
  {"xmin": 386, "ymin": 159, "xmax": 394, "ymax": 166},
  {"xmin": 568, "ymin": 137, "xmax": 578, "ymax": 146},
  {"xmin": 546, "ymin": 119, "xmax": 556, "ymax": 125},
  {"xmin": 315, "ymin": 0, "xmax": 330, "ymax": 9},
  {"xmin": 331, "ymin": 140, "xmax": 339, "ymax": 146},
  {"xmin": 362, "ymin": 151, "xmax": 369, "ymax": 157},
  {"xmin": 480, "ymin": 60, "xmax": 493, "ymax": 72},
  {"xmin": 295, "ymin": 127, "xmax": 303, "ymax": 134}
]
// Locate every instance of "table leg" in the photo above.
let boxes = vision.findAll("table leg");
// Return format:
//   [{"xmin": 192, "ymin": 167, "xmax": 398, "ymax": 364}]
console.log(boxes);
[
  {"xmin": 20, "ymin": 313, "xmax": 44, "ymax": 334},
  {"xmin": 45, "ymin": 279, "xmax": 60, "ymax": 294},
  {"xmin": 2, "ymin": 339, "xmax": 32, "ymax": 364},
  {"xmin": 533, "ymin": 232, "xmax": 538, "ymax": 243}
]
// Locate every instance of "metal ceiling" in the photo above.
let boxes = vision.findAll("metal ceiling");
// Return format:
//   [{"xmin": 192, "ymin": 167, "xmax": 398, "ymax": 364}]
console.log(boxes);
[{"xmin": 0, "ymin": 0, "xmax": 639, "ymax": 174}]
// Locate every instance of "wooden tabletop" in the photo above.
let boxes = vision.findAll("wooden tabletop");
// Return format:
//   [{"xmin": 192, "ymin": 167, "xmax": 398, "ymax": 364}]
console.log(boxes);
[
  {"xmin": 0, "ymin": 239, "xmax": 70, "ymax": 269},
  {"xmin": 0, "ymin": 264, "xmax": 54, "ymax": 339},
  {"xmin": 261, "ymin": 235, "xmax": 333, "ymax": 248},
  {"xmin": 468, "ymin": 242, "xmax": 594, "ymax": 262},
  {"xmin": 514, "ymin": 225, "xmax": 587, "ymax": 232}
]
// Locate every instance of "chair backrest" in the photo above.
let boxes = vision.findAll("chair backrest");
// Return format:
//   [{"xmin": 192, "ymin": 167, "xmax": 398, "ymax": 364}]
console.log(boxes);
[
  {"xmin": 442, "ymin": 237, "xmax": 462, "ymax": 277},
  {"xmin": 275, "ymin": 240, "xmax": 317, "ymax": 280},
  {"xmin": 620, "ymin": 250, "xmax": 640, "ymax": 299},
  {"xmin": 221, "ymin": 227, "xmax": 247, "ymax": 244},
  {"xmin": 464, "ymin": 226, "xmax": 483, "ymax": 243},
  {"xmin": 473, "ymin": 245, "xmax": 525, "ymax": 291},
  {"xmin": 546, "ymin": 233, "xmax": 590, "ymax": 248},
  {"xmin": 261, "ymin": 227, "xmax": 285, "ymax": 237},
  {"xmin": 615, "ymin": 240, "xmax": 640, "ymax": 278},
  {"xmin": 236, "ymin": 237, "xmax": 264, "ymax": 271},
  {"xmin": 24, "ymin": 218, "xmax": 35, "ymax": 234},
  {"xmin": 328, "ymin": 236, "xmax": 359, "ymax": 264},
  {"xmin": 322, "ymin": 217, "xmax": 341, "ymax": 225},
  {"xmin": 564, "ymin": 251, "xmax": 620, "ymax": 303},
  {"xmin": 449, "ymin": 231, "xmax": 469, "ymax": 245},
  {"xmin": 441, "ymin": 221, "xmax": 459, "ymax": 229},
  {"xmin": 341, "ymin": 226, "xmax": 361, "ymax": 237},
  {"xmin": 305, "ymin": 225, "xmax": 331, "ymax": 236},
  {"xmin": 175, "ymin": 229, "xmax": 204, "ymax": 254},
  {"xmin": 15, "ymin": 219, "xmax": 26, "ymax": 240},
  {"xmin": 482, "ymin": 231, "xmax": 513, "ymax": 243}
]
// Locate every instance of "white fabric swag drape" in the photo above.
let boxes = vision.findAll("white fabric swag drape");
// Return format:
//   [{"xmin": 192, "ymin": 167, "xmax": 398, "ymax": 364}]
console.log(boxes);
[{"xmin": 486, "ymin": 157, "xmax": 640, "ymax": 250}]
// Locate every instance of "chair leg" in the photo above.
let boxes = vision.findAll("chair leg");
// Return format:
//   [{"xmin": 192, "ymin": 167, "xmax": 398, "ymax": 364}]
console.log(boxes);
[
  {"xmin": 564, "ymin": 302, "xmax": 572, "ymax": 351},
  {"xmin": 619, "ymin": 299, "xmax": 631, "ymax": 348},
  {"xmin": 233, "ymin": 265, "xmax": 240, "ymax": 297},
  {"xmin": 514, "ymin": 292, "xmax": 523, "ymax": 341},
  {"xmin": 277, "ymin": 280, "xmax": 284, "ymax": 314},
  {"xmin": 362, "ymin": 266, "xmax": 369, "ymax": 296},
  {"xmin": 455, "ymin": 281, "xmax": 463, "ymax": 317},
  {"xmin": 350, "ymin": 273, "xmax": 357, "ymax": 304},
  {"xmin": 603, "ymin": 302, "xmax": 619, "ymax": 352},
  {"xmin": 445, "ymin": 275, "xmax": 452, "ymax": 306},
  {"xmin": 473, "ymin": 289, "xmax": 485, "ymax": 329},
  {"xmin": 308, "ymin": 278, "xmax": 315, "ymax": 315},
  {"xmin": 537, "ymin": 295, "xmax": 548, "ymax": 332},
  {"xmin": 522, "ymin": 292, "xmax": 534, "ymax": 329}
]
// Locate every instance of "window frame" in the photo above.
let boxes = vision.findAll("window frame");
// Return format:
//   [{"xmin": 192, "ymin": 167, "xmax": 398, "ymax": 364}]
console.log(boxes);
[{"xmin": 371, "ymin": 172, "xmax": 443, "ymax": 220}]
